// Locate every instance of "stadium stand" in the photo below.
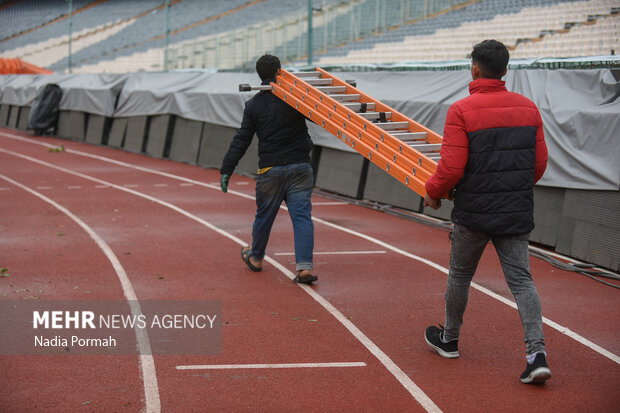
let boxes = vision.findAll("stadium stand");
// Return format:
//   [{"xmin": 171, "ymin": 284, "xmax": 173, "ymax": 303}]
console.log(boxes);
[
  {"xmin": 0, "ymin": 0, "xmax": 94, "ymax": 45},
  {"xmin": 0, "ymin": 0, "xmax": 617, "ymax": 73},
  {"xmin": 315, "ymin": 0, "xmax": 619, "ymax": 64}
]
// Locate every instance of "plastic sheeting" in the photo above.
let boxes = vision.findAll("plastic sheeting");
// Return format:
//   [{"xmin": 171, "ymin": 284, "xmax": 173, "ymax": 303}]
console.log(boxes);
[
  {"xmin": 0, "ymin": 73, "xmax": 126, "ymax": 117},
  {"xmin": 0, "ymin": 69, "xmax": 618, "ymax": 190}
]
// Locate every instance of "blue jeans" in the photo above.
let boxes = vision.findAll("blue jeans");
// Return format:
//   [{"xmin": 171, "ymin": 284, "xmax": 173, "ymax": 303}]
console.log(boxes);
[
  {"xmin": 443, "ymin": 224, "xmax": 545, "ymax": 355},
  {"xmin": 251, "ymin": 163, "xmax": 314, "ymax": 272}
]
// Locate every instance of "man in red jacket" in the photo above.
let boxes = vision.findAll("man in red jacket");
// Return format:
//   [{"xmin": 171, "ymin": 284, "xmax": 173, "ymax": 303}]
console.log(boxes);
[{"xmin": 423, "ymin": 40, "xmax": 551, "ymax": 384}]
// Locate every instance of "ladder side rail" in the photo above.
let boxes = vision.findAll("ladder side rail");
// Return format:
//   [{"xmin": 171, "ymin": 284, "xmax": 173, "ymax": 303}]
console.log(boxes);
[
  {"xmin": 276, "ymin": 74, "xmax": 435, "ymax": 187},
  {"xmin": 280, "ymin": 69, "xmax": 438, "ymax": 179},
  {"xmin": 270, "ymin": 81, "xmax": 428, "ymax": 196},
  {"xmin": 316, "ymin": 68, "xmax": 444, "ymax": 144}
]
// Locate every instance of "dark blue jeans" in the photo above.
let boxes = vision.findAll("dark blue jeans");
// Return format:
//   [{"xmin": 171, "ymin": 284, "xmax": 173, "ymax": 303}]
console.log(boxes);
[
  {"xmin": 251, "ymin": 163, "xmax": 314, "ymax": 272},
  {"xmin": 443, "ymin": 224, "xmax": 545, "ymax": 355}
]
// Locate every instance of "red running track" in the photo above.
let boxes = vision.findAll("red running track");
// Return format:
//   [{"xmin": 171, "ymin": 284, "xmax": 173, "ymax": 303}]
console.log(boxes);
[{"xmin": 0, "ymin": 129, "xmax": 618, "ymax": 412}]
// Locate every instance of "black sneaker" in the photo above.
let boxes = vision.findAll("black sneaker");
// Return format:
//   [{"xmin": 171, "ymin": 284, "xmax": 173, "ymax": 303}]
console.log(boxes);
[
  {"xmin": 520, "ymin": 352, "xmax": 551, "ymax": 384},
  {"xmin": 425, "ymin": 325, "xmax": 459, "ymax": 358}
]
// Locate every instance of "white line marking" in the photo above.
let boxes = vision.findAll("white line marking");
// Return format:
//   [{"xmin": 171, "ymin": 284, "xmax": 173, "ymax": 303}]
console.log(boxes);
[
  {"xmin": 0, "ymin": 187, "xmax": 10, "ymax": 190},
  {"xmin": 3, "ymin": 136, "xmax": 619, "ymax": 362},
  {"xmin": 312, "ymin": 201, "xmax": 349, "ymax": 206},
  {"xmin": 0, "ymin": 146, "xmax": 441, "ymax": 413},
  {"xmin": 176, "ymin": 362, "xmax": 367, "ymax": 370},
  {"xmin": 36, "ymin": 186, "xmax": 52, "ymax": 190},
  {"xmin": 153, "ymin": 183, "xmax": 168, "ymax": 187},
  {"xmin": 0, "ymin": 172, "xmax": 161, "ymax": 413},
  {"xmin": 179, "ymin": 183, "xmax": 194, "ymax": 187},
  {"xmin": 274, "ymin": 251, "xmax": 386, "ymax": 256},
  {"xmin": 95, "ymin": 185, "xmax": 110, "ymax": 189},
  {"xmin": 234, "ymin": 181, "xmax": 249, "ymax": 185},
  {"xmin": 123, "ymin": 184, "xmax": 139, "ymax": 188},
  {"xmin": 67, "ymin": 185, "xmax": 81, "ymax": 189},
  {"xmin": 5, "ymin": 133, "xmax": 620, "ymax": 366}
]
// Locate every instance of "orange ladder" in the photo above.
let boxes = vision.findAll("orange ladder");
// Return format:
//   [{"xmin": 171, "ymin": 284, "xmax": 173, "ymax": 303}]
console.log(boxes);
[{"xmin": 239, "ymin": 68, "xmax": 444, "ymax": 198}]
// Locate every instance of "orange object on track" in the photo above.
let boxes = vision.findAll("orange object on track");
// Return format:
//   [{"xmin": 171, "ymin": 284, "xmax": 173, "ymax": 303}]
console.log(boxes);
[{"xmin": 0, "ymin": 58, "xmax": 53, "ymax": 74}]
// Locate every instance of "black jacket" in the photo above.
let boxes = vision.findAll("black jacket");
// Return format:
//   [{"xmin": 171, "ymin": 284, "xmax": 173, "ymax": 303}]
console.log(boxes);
[{"xmin": 220, "ymin": 78, "xmax": 313, "ymax": 175}]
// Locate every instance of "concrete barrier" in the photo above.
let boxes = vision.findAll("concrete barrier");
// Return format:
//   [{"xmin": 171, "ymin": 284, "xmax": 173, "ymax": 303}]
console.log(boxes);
[
  {"xmin": 17, "ymin": 106, "xmax": 30, "ymax": 130},
  {"xmin": 169, "ymin": 117, "xmax": 203, "ymax": 164},
  {"xmin": 107, "ymin": 117, "xmax": 128, "ymax": 148},
  {"xmin": 57, "ymin": 110, "xmax": 86, "ymax": 141},
  {"xmin": 198, "ymin": 122, "xmax": 237, "ymax": 169},
  {"xmin": 0, "ymin": 105, "xmax": 9, "ymax": 126},
  {"xmin": 85, "ymin": 114, "xmax": 110, "ymax": 145},
  {"xmin": 145, "ymin": 115, "xmax": 173, "ymax": 158},
  {"xmin": 123, "ymin": 116, "xmax": 148, "ymax": 153},
  {"xmin": 555, "ymin": 189, "xmax": 620, "ymax": 271},
  {"xmin": 7, "ymin": 105, "xmax": 20, "ymax": 129},
  {"xmin": 364, "ymin": 162, "xmax": 423, "ymax": 212},
  {"xmin": 315, "ymin": 146, "xmax": 365, "ymax": 198}
]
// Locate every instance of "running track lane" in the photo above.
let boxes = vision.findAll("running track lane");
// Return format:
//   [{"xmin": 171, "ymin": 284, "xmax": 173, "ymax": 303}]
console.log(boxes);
[{"xmin": 1, "ymin": 130, "xmax": 619, "ymax": 412}]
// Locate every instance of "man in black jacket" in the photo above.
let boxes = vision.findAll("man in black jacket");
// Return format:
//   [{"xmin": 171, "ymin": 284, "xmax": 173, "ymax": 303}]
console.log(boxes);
[{"xmin": 220, "ymin": 54, "xmax": 317, "ymax": 284}]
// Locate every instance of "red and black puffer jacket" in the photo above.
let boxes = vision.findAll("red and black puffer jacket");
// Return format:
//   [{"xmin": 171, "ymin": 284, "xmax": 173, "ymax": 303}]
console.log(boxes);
[{"xmin": 425, "ymin": 78, "xmax": 548, "ymax": 235}]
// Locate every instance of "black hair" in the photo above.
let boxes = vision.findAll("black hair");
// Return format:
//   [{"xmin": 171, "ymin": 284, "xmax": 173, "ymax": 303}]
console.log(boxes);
[
  {"xmin": 256, "ymin": 54, "xmax": 281, "ymax": 81},
  {"xmin": 471, "ymin": 40, "xmax": 509, "ymax": 79}
]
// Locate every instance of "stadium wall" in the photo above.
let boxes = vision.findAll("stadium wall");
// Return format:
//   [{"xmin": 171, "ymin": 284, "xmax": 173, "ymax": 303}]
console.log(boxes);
[{"xmin": 0, "ymin": 70, "xmax": 618, "ymax": 272}]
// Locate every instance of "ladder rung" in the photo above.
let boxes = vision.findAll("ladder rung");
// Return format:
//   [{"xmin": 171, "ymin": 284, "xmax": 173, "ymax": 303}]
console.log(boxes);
[
  {"xmin": 358, "ymin": 112, "xmax": 392, "ymax": 121},
  {"xmin": 305, "ymin": 78, "xmax": 333, "ymax": 86},
  {"xmin": 330, "ymin": 94, "xmax": 361, "ymax": 102},
  {"xmin": 410, "ymin": 143, "xmax": 442, "ymax": 153},
  {"xmin": 375, "ymin": 121, "xmax": 409, "ymax": 131},
  {"xmin": 392, "ymin": 132, "xmax": 428, "ymax": 141},
  {"xmin": 428, "ymin": 155, "xmax": 442, "ymax": 161},
  {"xmin": 294, "ymin": 71, "xmax": 321, "ymax": 78},
  {"xmin": 342, "ymin": 102, "xmax": 376, "ymax": 112},
  {"xmin": 317, "ymin": 86, "xmax": 347, "ymax": 93}
]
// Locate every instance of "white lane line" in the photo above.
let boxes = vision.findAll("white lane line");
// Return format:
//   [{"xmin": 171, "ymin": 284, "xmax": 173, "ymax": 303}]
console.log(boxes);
[
  {"xmin": 95, "ymin": 185, "xmax": 111, "ymax": 189},
  {"xmin": 4, "ymin": 132, "xmax": 619, "ymax": 366},
  {"xmin": 274, "ymin": 251, "xmax": 386, "ymax": 256},
  {"xmin": 153, "ymin": 183, "xmax": 168, "ymax": 187},
  {"xmin": 0, "ymin": 187, "xmax": 10, "ymax": 191},
  {"xmin": 176, "ymin": 362, "xmax": 367, "ymax": 370},
  {"xmin": 0, "ymin": 172, "xmax": 161, "ymax": 413},
  {"xmin": 0, "ymin": 146, "xmax": 442, "ymax": 413},
  {"xmin": 36, "ymin": 186, "xmax": 52, "ymax": 190},
  {"xmin": 67, "ymin": 185, "xmax": 81, "ymax": 189},
  {"xmin": 179, "ymin": 183, "xmax": 194, "ymax": 187},
  {"xmin": 123, "ymin": 184, "xmax": 139, "ymax": 188},
  {"xmin": 3, "ymin": 133, "xmax": 619, "ymax": 365}
]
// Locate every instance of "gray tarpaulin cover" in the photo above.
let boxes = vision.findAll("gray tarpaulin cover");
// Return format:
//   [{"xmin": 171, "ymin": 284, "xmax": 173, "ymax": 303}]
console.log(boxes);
[
  {"xmin": 1, "ymin": 69, "xmax": 618, "ymax": 190},
  {"xmin": 1, "ymin": 74, "xmax": 126, "ymax": 117}
]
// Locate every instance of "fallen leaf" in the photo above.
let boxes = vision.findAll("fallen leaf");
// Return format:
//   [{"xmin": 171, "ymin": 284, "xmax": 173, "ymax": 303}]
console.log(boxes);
[
  {"xmin": 0, "ymin": 268, "xmax": 9, "ymax": 277},
  {"xmin": 308, "ymin": 319, "xmax": 318, "ymax": 322},
  {"xmin": 81, "ymin": 401, "xmax": 92, "ymax": 405},
  {"xmin": 57, "ymin": 232, "xmax": 65, "ymax": 236},
  {"xmin": 157, "ymin": 275, "xmax": 165, "ymax": 280},
  {"xmin": 48, "ymin": 145, "xmax": 65, "ymax": 153},
  {"xmin": 23, "ymin": 296, "xmax": 38, "ymax": 300}
]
